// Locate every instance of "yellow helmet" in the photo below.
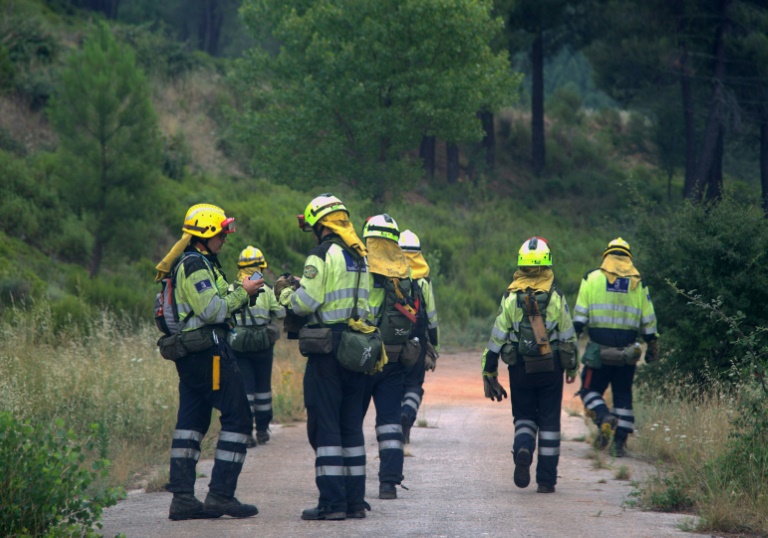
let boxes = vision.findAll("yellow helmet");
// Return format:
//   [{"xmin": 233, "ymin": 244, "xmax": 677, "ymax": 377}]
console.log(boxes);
[
  {"xmin": 518, "ymin": 236, "xmax": 552, "ymax": 267},
  {"xmin": 238, "ymin": 246, "xmax": 267, "ymax": 269},
  {"xmin": 182, "ymin": 204, "xmax": 235, "ymax": 239},
  {"xmin": 603, "ymin": 237, "xmax": 632, "ymax": 258},
  {"xmin": 398, "ymin": 229, "xmax": 421, "ymax": 252},
  {"xmin": 299, "ymin": 193, "xmax": 347, "ymax": 232},
  {"xmin": 363, "ymin": 214, "xmax": 400, "ymax": 243}
]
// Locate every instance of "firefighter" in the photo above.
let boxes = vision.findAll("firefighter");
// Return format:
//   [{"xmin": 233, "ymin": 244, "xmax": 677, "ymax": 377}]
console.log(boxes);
[
  {"xmin": 275, "ymin": 193, "xmax": 372, "ymax": 521},
  {"xmin": 155, "ymin": 203, "xmax": 264, "ymax": 520},
  {"xmin": 574, "ymin": 238, "xmax": 659, "ymax": 457},
  {"xmin": 230, "ymin": 246, "xmax": 286, "ymax": 447},
  {"xmin": 482, "ymin": 237, "xmax": 578, "ymax": 494},
  {"xmin": 397, "ymin": 229, "xmax": 440, "ymax": 444},
  {"xmin": 362, "ymin": 214, "xmax": 416, "ymax": 500}
]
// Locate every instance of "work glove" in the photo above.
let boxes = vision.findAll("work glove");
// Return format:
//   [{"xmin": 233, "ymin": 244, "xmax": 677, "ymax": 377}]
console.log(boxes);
[
  {"xmin": 273, "ymin": 273, "xmax": 293, "ymax": 301},
  {"xmin": 645, "ymin": 339, "xmax": 660, "ymax": 363},
  {"xmin": 424, "ymin": 342, "xmax": 439, "ymax": 372},
  {"xmin": 483, "ymin": 373, "xmax": 508, "ymax": 402}
]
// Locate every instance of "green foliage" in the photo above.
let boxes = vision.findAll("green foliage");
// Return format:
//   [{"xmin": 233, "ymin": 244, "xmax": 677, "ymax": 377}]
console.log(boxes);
[
  {"xmin": 634, "ymin": 195, "xmax": 768, "ymax": 388},
  {"xmin": 236, "ymin": 0, "xmax": 519, "ymax": 200},
  {"xmin": 48, "ymin": 21, "xmax": 161, "ymax": 276},
  {"xmin": 0, "ymin": 413, "xmax": 122, "ymax": 537},
  {"xmin": 0, "ymin": 44, "xmax": 15, "ymax": 92}
]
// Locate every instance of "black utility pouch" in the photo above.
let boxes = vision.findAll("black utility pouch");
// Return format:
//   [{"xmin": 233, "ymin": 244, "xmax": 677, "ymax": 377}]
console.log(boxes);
[
  {"xmin": 298, "ymin": 327, "xmax": 334, "ymax": 356},
  {"xmin": 523, "ymin": 354, "xmax": 555, "ymax": 374}
]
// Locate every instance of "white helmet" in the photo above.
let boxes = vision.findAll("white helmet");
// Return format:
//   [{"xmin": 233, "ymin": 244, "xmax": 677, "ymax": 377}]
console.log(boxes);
[{"xmin": 398, "ymin": 229, "xmax": 421, "ymax": 252}]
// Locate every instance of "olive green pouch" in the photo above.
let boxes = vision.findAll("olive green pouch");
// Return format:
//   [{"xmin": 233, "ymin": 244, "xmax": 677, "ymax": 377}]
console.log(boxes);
[
  {"xmin": 398, "ymin": 339, "xmax": 421, "ymax": 369},
  {"xmin": 157, "ymin": 334, "xmax": 187, "ymax": 361},
  {"xmin": 558, "ymin": 341, "xmax": 578, "ymax": 370},
  {"xmin": 228, "ymin": 325, "xmax": 271, "ymax": 353},
  {"xmin": 180, "ymin": 329, "xmax": 215, "ymax": 353},
  {"xmin": 337, "ymin": 328, "xmax": 383, "ymax": 373},
  {"xmin": 500, "ymin": 343, "xmax": 518, "ymax": 366},
  {"xmin": 582, "ymin": 340, "xmax": 602, "ymax": 368}
]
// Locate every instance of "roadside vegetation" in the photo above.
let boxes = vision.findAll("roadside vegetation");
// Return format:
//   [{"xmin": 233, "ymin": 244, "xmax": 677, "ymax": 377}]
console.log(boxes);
[{"xmin": 1, "ymin": 0, "xmax": 768, "ymax": 535}]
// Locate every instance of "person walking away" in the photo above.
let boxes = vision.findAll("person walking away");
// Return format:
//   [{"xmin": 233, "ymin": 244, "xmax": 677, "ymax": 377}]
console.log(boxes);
[
  {"xmin": 154, "ymin": 204, "xmax": 264, "ymax": 520},
  {"xmin": 363, "ymin": 214, "xmax": 417, "ymax": 500},
  {"xmin": 481, "ymin": 237, "xmax": 578, "ymax": 493},
  {"xmin": 397, "ymin": 229, "xmax": 440, "ymax": 444},
  {"xmin": 229, "ymin": 246, "xmax": 286, "ymax": 447},
  {"xmin": 276, "ymin": 193, "xmax": 373, "ymax": 521},
  {"xmin": 574, "ymin": 238, "xmax": 659, "ymax": 457}
]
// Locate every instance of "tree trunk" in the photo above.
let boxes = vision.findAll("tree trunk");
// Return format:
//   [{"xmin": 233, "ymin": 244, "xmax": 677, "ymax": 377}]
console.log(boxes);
[
  {"xmin": 446, "ymin": 142, "xmax": 459, "ymax": 184},
  {"xmin": 761, "ymin": 117, "xmax": 768, "ymax": 214},
  {"xmin": 679, "ymin": 47, "xmax": 697, "ymax": 199},
  {"xmin": 531, "ymin": 28, "xmax": 545, "ymax": 176},
  {"xmin": 480, "ymin": 110, "xmax": 495, "ymax": 171},
  {"xmin": 89, "ymin": 236, "xmax": 103, "ymax": 278},
  {"xmin": 689, "ymin": 0, "xmax": 729, "ymax": 202},
  {"xmin": 705, "ymin": 127, "xmax": 724, "ymax": 202},
  {"xmin": 420, "ymin": 135, "xmax": 436, "ymax": 178},
  {"xmin": 199, "ymin": 0, "xmax": 224, "ymax": 56}
]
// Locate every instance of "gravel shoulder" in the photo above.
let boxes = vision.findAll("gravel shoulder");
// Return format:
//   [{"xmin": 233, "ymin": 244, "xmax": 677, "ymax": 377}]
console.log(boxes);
[{"xmin": 100, "ymin": 352, "xmax": 700, "ymax": 538}]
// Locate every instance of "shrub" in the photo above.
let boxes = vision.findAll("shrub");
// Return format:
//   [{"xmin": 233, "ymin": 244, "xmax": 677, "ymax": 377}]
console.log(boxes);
[
  {"xmin": 634, "ymin": 195, "xmax": 768, "ymax": 389},
  {"xmin": 0, "ymin": 413, "xmax": 122, "ymax": 537}
]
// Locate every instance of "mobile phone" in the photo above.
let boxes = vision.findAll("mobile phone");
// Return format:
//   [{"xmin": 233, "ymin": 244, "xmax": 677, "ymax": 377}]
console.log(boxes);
[{"xmin": 249, "ymin": 271, "xmax": 264, "ymax": 281}]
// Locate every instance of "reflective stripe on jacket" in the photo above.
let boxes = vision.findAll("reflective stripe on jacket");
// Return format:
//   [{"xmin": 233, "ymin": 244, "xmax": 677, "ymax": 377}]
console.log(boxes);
[
  {"xmin": 290, "ymin": 238, "xmax": 370, "ymax": 325},
  {"xmin": 573, "ymin": 269, "xmax": 657, "ymax": 346},
  {"xmin": 233, "ymin": 284, "xmax": 287, "ymax": 327},
  {"xmin": 175, "ymin": 249, "xmax": 248, "ymax": 332},
  {"xmin": 486, "ymin": 287, "xmax": 577, "ymax": 354}
]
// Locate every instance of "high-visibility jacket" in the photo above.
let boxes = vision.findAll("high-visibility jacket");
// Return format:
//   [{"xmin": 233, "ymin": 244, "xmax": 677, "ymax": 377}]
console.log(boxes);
[
  {"xmin": 417, "ymin": 277, "xmax": 439, "ymax": 343},
  {"xmin": 288, "ymin": 235, "xmax": 370, "ymax": 325},
  {"xmin": 232, "ymin": 284, "xmax": 286, "ymax": 327},
  {"xmin": 486, "ymin": 286, "xmax": 577, "ymax": 357},
  {"xmin": 573, "ymin": 269, "xmax": 657, "ymax": 347},
  {"xmin": 174, "ymin": 248, "xmax": 248, "ymax": 333}
]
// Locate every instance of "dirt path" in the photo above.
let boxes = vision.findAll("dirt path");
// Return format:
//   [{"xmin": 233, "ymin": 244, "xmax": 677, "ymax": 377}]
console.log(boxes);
[{"xmin": 100, "ymin": 352, "xmax": 699, "ymax": 537}]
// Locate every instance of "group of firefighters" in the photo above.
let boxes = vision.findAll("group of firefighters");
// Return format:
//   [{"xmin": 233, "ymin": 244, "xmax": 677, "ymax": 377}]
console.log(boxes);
[{"xmin": 154, "ymin": 193, "xmax": 658, "ymax": 521}]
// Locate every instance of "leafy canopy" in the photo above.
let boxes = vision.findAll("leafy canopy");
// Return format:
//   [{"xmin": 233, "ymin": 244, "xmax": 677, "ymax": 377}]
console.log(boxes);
[{"xmin": 236, "ymin": 0, "xmax": 520, "ymax": 200}]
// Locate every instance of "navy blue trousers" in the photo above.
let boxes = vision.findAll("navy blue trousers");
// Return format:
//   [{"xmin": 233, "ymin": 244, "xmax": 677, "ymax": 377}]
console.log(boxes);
[
  {"xmin": 508, "ymin": 361, "xmax": 564, "ymax": 488},
  {"xmin": 304, "ymin": 353, "xmax": 367, "ymax": 513},
  {"xmin": 168, "ymin": 343, "xmax": 252, "ymax": 498},
  {"xmin": 580, "ymin": 364, "xmax": 636, "ymax": 442},
  {"xmin": 236, "ymin": 347, "xmax": 274, "ymax": 432},
  {"xmin": 363, "ymin": 361, "xmax": 405, "ymax": 485}
]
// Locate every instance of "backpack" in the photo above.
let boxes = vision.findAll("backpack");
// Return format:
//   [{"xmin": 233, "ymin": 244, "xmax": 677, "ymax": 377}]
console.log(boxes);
[
  {"xmin": 377, "ymin": 276, "xmax": 418, "ymax": 346},
  {"xmin": 515, "ymin": 288, "xmax": 553, "ymax": 357},
  {"xmin": 154, "ymin": 251, "xmax": 211, "ymax": 336}
]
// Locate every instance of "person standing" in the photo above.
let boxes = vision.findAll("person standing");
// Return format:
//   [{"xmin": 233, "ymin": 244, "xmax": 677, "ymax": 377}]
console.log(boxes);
[
  {"xmin": 574, "ymin": 238, "xmax": 659, "ymax": 456},
  {"xmin": 276, "ymin": 193, "xmax": 372, "ymax": 521},
  {"xmin": 155, "ymin": 204, "xmax": 264, "ymax": 520},
  {"xmin": 481, "ymin": 237, "xmax": 578, "ymax": 494},
  {"xmin": 397, "ymin": 229, "xmax": 440, "ymax": 444},
  {"xmin": 362, "ymin": 214, "xmax": 416, "ymax": 500},
  {"xmin": 230, "ymin": 246, "xmax": 286, "ymax": 447}
]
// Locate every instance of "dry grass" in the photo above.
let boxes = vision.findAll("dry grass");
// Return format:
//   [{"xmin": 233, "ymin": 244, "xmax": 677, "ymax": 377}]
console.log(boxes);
[
  {"xmin": 152, "ymin": 72, "xmax": 240, "ymax": 177},
  {"xmin": 0, "ymin": 95, "xmax": 57, "ymax": 153},
  {"xmin": 0, "ymin": 306, "xmax": 307, "ymax": 490}
]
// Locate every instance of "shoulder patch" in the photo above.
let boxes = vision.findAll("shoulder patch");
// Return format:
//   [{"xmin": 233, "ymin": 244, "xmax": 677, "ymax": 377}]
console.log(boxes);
[
  {"xmin": 342, "ymin": 249, "xmax": 366, "ymax": 272},
  {"xmin": 303, "ymin": 265, "xmax": 319, "ymax": 279},
  {"xmin": 194, "ymin": 279, "xmax": 213, "ymax": 293}
]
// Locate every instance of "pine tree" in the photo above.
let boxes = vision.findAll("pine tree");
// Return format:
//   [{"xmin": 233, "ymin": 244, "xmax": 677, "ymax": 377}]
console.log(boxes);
[{"xmin": 49, "ymin": 22, "xmax": 159, "ymax": 277}]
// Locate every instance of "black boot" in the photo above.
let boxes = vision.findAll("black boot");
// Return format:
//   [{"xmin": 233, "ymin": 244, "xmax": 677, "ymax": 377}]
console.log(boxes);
[
  {"xmin": 613, "ymin": 437, "xmax": 627, "ymax": 457},
  {"xmin": 203, "ymin": 492, "xmax": 258, "ymax": 518},
  {"xmin": 256, "ymin": 430, "xmax": 270, "ymax": 445},
  {"xmin": 346, "ymin": 501, "xmax": 371, "ymax": 519},
  {"xmin": 169, "ymin": 493, "xmax": 220, "ymax": 521},
  {"xmin": 301, "ymin": 506, "xmax": 346, "ymax": 520},
  {"xmin": 379, "ymin": 482, "xmax": 397, "ymax": 499},
  {"xmin": 513, "ymin": 448, "xmax": 531, "ymax": 489}
]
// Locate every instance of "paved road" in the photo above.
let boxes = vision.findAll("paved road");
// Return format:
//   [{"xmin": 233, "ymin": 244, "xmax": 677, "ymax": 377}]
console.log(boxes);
[{"xmin": 100, "ymin": 352, "xmax": 698, "ymax": 537}]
